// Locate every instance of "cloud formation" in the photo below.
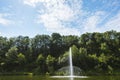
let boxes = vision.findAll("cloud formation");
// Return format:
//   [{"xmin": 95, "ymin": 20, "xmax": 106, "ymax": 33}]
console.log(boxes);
[
  {"xmin": 103, "ymin": 12, "xmax": 120, "ymax": 31},
  {"xmin": 24, "ymin": 0, "xmax": 82, "ymax": 35},
  {"xmin": 23, "ymin": 0, "xmax": 120, "ymax": 35},
  {"xmin": 0, "ymin": 13, "xmax": 13, "ymax": 26},
  {"xmin": 82, "ymin": 11, "xmax": 103, "ymax": 32},
  {"xmin": 82, "ymin": 11, "xmax": 120, "ymax": 33}
]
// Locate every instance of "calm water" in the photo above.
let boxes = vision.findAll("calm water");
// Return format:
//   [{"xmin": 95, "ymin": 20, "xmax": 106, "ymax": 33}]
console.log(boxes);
[{"xmin": 0, "ymin": 75, "xmax": 119, "ymax": 80}]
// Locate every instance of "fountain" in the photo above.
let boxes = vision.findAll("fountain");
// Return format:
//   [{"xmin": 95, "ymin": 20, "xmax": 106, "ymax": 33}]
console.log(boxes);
[
  {"xmin": 69, "ymin": 47, "xmax": 74, "ymax": 80},
  {"xmin": 51, "ymin": 47, "xmax": 87, "ymax": 79},
  {"xmin": 69, "ymin": 47, "xmax": 73, "ymax": 77}
]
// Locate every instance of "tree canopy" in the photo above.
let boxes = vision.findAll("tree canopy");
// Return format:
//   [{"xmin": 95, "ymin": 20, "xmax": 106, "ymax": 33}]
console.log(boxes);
[{"xmin": 0, "ymin": 30, "xmax": 120, "ymax": 75}]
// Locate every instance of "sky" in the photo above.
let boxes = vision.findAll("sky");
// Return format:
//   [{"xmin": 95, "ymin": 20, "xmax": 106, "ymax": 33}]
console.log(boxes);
[{"xmin": 0, "ymin": 0, "xmax": 120, "ymax": 37}]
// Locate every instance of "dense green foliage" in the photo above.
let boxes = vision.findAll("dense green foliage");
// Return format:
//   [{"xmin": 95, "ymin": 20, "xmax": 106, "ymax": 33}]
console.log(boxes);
[{"xmin": 0, "ymin": 30, "xmax": 120, "ymax": 75}]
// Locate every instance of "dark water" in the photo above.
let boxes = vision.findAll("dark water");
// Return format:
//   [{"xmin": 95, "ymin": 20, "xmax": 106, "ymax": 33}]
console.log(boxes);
[{"xmin": 0, "ymin": 75, "xmax": 119, "ymax": 80}]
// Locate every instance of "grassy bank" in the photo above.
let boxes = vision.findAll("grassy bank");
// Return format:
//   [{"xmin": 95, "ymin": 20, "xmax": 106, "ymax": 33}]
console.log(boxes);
[
  {"xmin": 0, "ymin": 70, "xmax": 120, "ymax": 76},
  {"xmin": 0, "ymin": 72, "xmax": 33, "ymax": 76},
  {"xmin": 84, "ymin": 70, "xmax": 120, "ymax": 76}
]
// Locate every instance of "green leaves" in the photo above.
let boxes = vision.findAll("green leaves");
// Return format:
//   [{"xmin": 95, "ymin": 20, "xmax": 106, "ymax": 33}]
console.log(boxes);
[
  {"xmin": 46, "ymin": 55, "xmax": 56, "ymax": 74},
  {"xmin": 17, "ymin": 53, "xmax": 26, "ymax": 64},
  {"xmin": 46, "ymin": 55, "xmax": 55, "ymax": 66},
  {"xmin": 0, "ymin": 30, "xmax": 120, "ymax": 74},
  {"xmin": 36, "ymin": 54, "xmax": 45, "ymax": 65},
  {"xmin": 5, "ymin": 46, "xmax": 18, "ymax": 62},
  {"xmin": 98, "ymin": 53, "xmax": 108, "ymax": 63}
]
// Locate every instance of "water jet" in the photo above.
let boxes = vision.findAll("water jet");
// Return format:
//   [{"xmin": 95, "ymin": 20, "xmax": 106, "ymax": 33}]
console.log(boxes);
[{"xmin": 51, "ymin": 47, "xmax": 87, "ymax": 79}]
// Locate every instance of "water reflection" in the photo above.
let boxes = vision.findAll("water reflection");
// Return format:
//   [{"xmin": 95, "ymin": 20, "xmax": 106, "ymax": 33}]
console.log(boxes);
[
  {"xmin": 0, "ymin": 75, "xmax": 120, "ymax": 80},
  {"xmin": 70, "ymin": 77, "xmax": 73, "ymax": 80}
]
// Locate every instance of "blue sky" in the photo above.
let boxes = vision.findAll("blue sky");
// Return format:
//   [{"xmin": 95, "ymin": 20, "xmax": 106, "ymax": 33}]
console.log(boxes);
[{"xmin": 0, "ymin": 0, "xmax": 120, "ymax": 37}]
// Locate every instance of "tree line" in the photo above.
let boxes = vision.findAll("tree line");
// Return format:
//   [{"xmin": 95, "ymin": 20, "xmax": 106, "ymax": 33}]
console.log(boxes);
[{"xmin": 0, "ymin": 30, "xmax": 120, "ymax": 75}]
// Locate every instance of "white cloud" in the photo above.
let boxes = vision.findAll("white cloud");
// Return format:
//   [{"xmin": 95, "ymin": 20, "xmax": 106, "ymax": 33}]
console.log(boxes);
[
  {"xmin": 0, "ymin": 13, "xmax": 13, "ymax": 26},
  {"xmin": 81, "ymin": 10, "xmax": 120, "ymax": 33},
  {"xmin": 23, "ymin": 0, "xmax": 64, "ymax": 7},
  {"xmin": 23, "ymin": 0, "xmax": 120, "ymax": 35},
  {"xmin": 24, "ymin": 0, "xmax": 82, "ymax": 35},
  {"xmin": 23, "ymin": 0, "xmax": 40, "ymax": 7},
  {"xmin": 82, "ymin": 11, "xmax": 105, "ymax": 32},
  {"xmin": 83, "ymin": 15, "xmax": 100, "ymax": 32},
  {"xmin": 103, "ymin": 12, "xmax": 120, "ymax": 31}
]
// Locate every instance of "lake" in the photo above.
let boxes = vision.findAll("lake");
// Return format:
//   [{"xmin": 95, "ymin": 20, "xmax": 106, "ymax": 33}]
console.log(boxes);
[{"xmin": 0, "ymin": 75, "xmax": 120, "ymax": 80}]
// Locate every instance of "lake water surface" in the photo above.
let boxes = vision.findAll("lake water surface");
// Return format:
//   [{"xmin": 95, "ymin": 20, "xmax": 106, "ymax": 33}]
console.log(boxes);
[{"xmin": 0, "ymin": 75, "xmax": 119, "ymax": 80}]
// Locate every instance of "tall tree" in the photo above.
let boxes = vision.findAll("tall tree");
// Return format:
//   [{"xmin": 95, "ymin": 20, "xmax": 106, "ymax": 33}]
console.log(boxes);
[
  {"xmin": 50, "ymin": 33, "xmax": 63, "ymax": 57},
  {"xmin": 36, "ymin": 54, "xmax": 46, "ymax": 74},
  {"xmin": 46, "ymin": 55, "xmax": 56, "ymax": 74},
  {"xmin": 31, "ymin": 35, "xmax": 50, "ymax": 59}
]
